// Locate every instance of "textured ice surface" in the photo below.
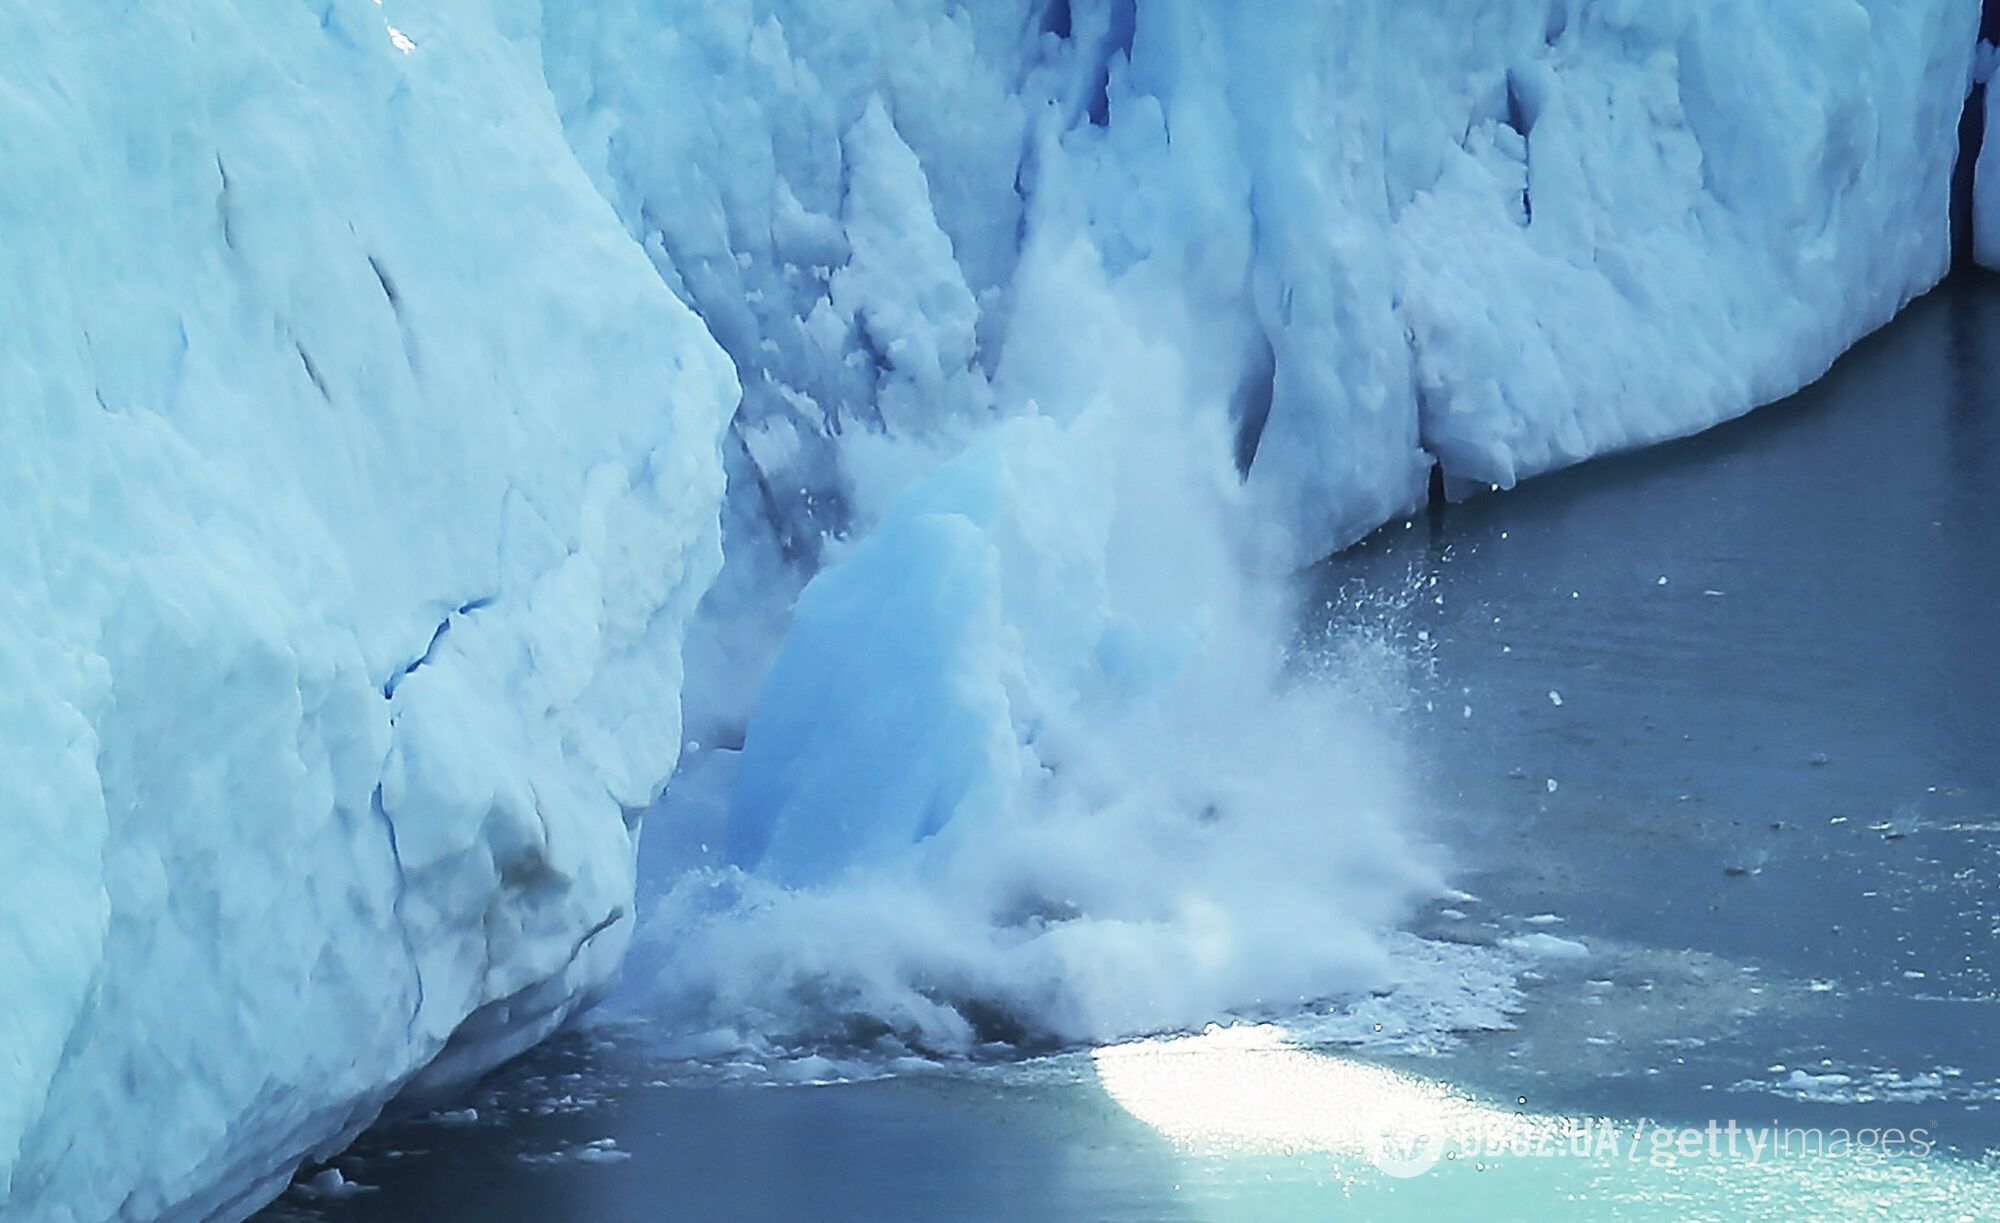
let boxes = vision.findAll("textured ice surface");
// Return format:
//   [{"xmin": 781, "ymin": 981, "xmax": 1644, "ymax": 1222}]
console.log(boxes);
[
  {"xmin": 1976, "ymin": 39, "xmax": 2000, "ymax": 268},
  {"xmin": 0, "ymin": 2, "xmax": 732, "ymax": 1219},
  {"xmin": 573, "ymin": 0, "xmax": 1979, "ymax": 1058},
  {"xmin": 549, "ymin": 0, "xmax": 1975, "ymax": 594}
]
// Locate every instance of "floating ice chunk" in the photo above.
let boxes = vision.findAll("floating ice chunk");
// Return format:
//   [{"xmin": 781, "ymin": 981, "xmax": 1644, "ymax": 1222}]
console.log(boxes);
[
  {"xmin": 520, "ymin": 1140, "xmax": 633, "ymax": 1167},
  {"xmin": 573, "ymin": 1140, "xmax": 633, "ymax": 1166},
  {"xmin": 1783, "ymin": 1069, "xmax": 1856, "ymax": 1098},
  {"xmin": 295, "ymin": 1169, "xmax": 375, "ymax": 1200},
  {"xmin": 1499, "ymin": 933, "xmax": 1590, "ymax": 961}
]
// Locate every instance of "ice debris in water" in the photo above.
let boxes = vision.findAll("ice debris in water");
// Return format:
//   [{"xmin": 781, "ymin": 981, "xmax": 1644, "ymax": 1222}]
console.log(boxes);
[
  {"xmin": 1499, "ymin": 933, "xmax": 1590, "ymax": 961},
  {"xmin": 294, "ymin": 1169, "xmax": 374, "ymax": 1200},
  {"xmin": 520, "ymin": 1139, "xmax": 631, "ymax": 1167}
]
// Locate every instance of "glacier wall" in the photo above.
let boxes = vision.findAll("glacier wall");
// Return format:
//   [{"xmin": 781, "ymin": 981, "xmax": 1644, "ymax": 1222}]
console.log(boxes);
[
  {"xmin": 550, "ymin": 0, "xmax": 1981, "ymax": 1059},
  {"xmin": 1975, "ymin": 32, "xmax": 2000, "ymax": 268},
  {"xmin": 545, "ymin": 0, "xmax": 1977, "ymax": 735},
  {"xmin": 0, "ymin": 2, "xmax": 732, "ymax": 1219}
]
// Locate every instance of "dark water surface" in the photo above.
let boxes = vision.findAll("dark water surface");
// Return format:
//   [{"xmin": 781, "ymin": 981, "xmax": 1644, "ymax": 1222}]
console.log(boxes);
[
  {"xmin": 1321, "ymin": 271, "xmax": 2000, "ymax": 1161},
  {"xmin": 261, "ymin": 276, "xmax": 2000, "ymax": 1221}
]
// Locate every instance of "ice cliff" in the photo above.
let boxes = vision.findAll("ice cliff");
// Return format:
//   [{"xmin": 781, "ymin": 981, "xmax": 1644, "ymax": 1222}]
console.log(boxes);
[
  {"xmin": 0, "ymin": 0, "xmax": 1984, "ymax": 1219},
  {"xmin": 0, "ymin": 2, "xmax": 731, "ymax": 1219},
  {"xmin": 555, "ymin": 0, "xmax": 1979, "ymax": 1061},
  {"xmin": 548, "ymin": 0, "xmax": 1973, "ymax": 597}
]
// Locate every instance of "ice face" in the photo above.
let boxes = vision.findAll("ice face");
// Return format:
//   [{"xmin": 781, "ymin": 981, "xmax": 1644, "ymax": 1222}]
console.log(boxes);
[
  {"xmin": 1398, "ymin": 0, "xmax": 1973, "ymax": 491},
  {"xmin": 572, "ymin": 0, "xmax": 1978, "ymax": 1060},
  {"xmin": 548, "ymin": 0, "xmax": 1978, "ymax": 750},
  {"xmin": 1975, "ymin": 38, "xmax": 2000, "ymax": 269},
  {"xmin": 554, "ymin": 0, "xmax": 1975, "ymax": 550},
  {"xmin": 0, "ymin": 2, "xmax": 732, "ymax": 1218}
]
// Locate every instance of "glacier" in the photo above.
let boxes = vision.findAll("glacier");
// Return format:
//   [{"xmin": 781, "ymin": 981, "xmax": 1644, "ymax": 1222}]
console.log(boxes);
[
  {"xmin": 0, "ymin": 2, "xmax": 733, "ymax": 1219},
  {"xmin": 570, "ymin": 0, "xmax": 1980, "ymax": 1056},
  {"xmin": 0, "ymin": 0, "xmax": 1987, "ymax": 1218}
]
